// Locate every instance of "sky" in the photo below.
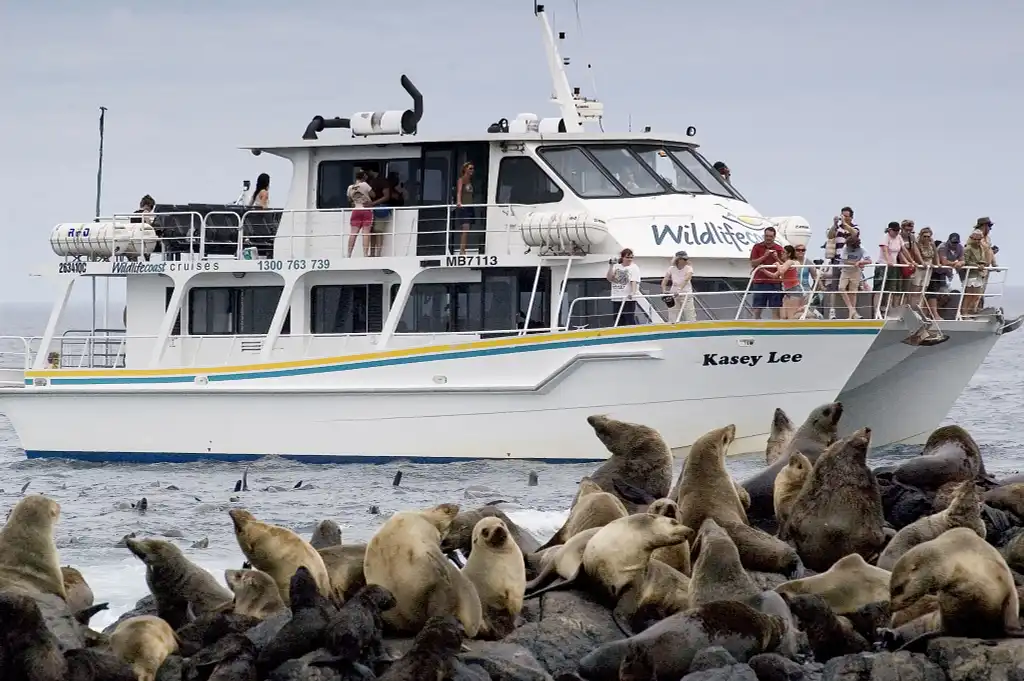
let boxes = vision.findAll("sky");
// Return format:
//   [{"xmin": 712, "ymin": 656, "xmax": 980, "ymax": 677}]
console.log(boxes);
[{"xmin": 1, "ymin": 0, "xmax": 1021, "ymax": 310}]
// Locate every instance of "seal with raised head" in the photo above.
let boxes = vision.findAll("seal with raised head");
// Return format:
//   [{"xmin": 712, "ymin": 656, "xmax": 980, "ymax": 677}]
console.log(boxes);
[
  {"xmin": 782, "ymin": 427, "xmax": 886, "ymax": 571},
  {"xmin": 228, "ymin": 508, "xmax": 332, "ymax": 603},
  {"xmin": 125, "ymin": 537, "xmax": 234, "ymax": 629},
  {"xmin": 317, "ymin": 544, "xmax": 367, "ymax": 603},
  {"xmin": 0, "ymin": 495, "xmax": 67, "ymax": 600},
  {"xmin": 773, "ymin": 452, "xmax": 811, "ymax": 530},
  {"xmin": 586, "ymin": 414, "xmax": 674, "ymax": 508},
  {"xmin": 378, "ymin": 615, "xmax": 467, "ymax": 681},
  {"xmin": 441, "ymin": 504, "xmax": 540, "ymax": 558},
  {"xmin": 765, "ymin": 407, "xmax": 795, "ymax": 466},
  {"xmin": 0, "ymin": 590, "xmax": 67, "ymax": 681},
  {"xmin": 673, "ymin": 424, "xmax": 747, "ymax": 529},
  {"xmin": 742, "ymin": 402, "xmax": 844, "ymax": 522},
  {"xmin": 582, "ymin": 513, "xmax": 691, "ymax": 601},
  {"xmin": 579, "ymin": 600, "xmax": 787, "ymax": 681},
  {"xmin": 325, "ymin": 584, "xmax": 397, "ymax": 663},
  {"xmin": 462, "ymin": 517, "xmax": 526, "ymax": 639},
  {"xmin": 224, "ymin": 568, "xmax": 287, "ymax": 620},
  {"xmin": 688, "ymin": 518, "xmax": 760, "ymax": 607},
  {"xmin": 892, "ymin": 424, "xmax": 986, "ymax": 491},
  {"xmin": 646, "ymin": 498, "xmax": 691, "ymax": 575},
  {"xmin": 310, "ymin": 519, "xmax": 342, "ymax": 549},
  {"xmin": 364, "ymin": 502, "xmax": 482, "ymax": 636},
  {"xmin": 776, "ymin": 553, "xmax": 890, "ymax": 614},
  {"xmin": 108, "ymin": 615, "xmax": 179, "ymax": 681},
  {"xmin": 538, "ymin": 477, "xmax": 628, "ymax": 551},
  {"xmin": 877, "ymin": 479, "xmax": 986, "ymax": 570}
]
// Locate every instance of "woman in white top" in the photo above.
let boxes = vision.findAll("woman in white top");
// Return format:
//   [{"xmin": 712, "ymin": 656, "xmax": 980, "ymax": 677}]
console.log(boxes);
[
  {"xmin": 250, "ymin": 173, "xmax": 270, "ymax": 209},
  {"xmin": 661, "ymin": 251, "xmax": 695, "ymax": 322},
  {"xmin": 346, "ymin": 170, "xmax": 375, "ymax": 258},
  {"xmin": 605, "ymin": 248, "xmax": 641, "ymax": 326}
]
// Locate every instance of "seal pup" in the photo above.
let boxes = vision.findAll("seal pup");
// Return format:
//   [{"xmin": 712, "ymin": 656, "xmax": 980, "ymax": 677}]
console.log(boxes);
[
  {"xmin": 776, "ymin": 553, "xmax": 890, "ymax": 614},
  {"xmin": 0, "ymin": 494, "xmax": 67, "ymax": 600},
  {"xmin": 877, "ymin": 479, "xmax": 986, "ymax": 570},
  {"xmin": 125, "ymin": 537, "xmax": 233, "ymax": 629},
  {"xmin": 377, "ymin": 615, "xmax": 467, "ymax": 681},
  {"xmin": 441, "ymin": 505, "xmax": 540, "ymax": 558},
  {"xmin": 765, "ymin": 407, "xmax": 795, "ymax": 466},
  {"xmin": 523, "ymin": 527, "xmax": 600, "ymax": 596},
  {"xmin": 363, "ymin": 502, "xmax": 482, "ymax": 636},
  {"xmin": 673, "ymin": 424, "xmax": 747, "ymax": 529},
  {"xmin": 0, "ymin": 590, "xmax": 67, "ymax": 681},
  {"xmin": 257, "ymin": 566, "xmax": 337, "ymax": 673},
  {"xmin": 462, "ymin": 517, "xmax": 526, "ymax": 639},
  {"xmin": 310, "ymin": 519, "xmax": 342, "ymax": 549},
  {"xmin": 773, "ymin": 452, "xmax": 811, "ymax": 530},
  {"xmin": 586, "ymin": 414, "xmax": 674, "ymax": 508},
  {"xmin": 742, "ymin": 402, "xmax": 843, "ymax": 521},
  {"xmin": 318, "ymin": 544, "xmax": 367, "ymax": 603},
  {"xmin": 538, "ymin": 478, "xmax": 628, "ymax": 551},
  {"xmin": 325, "ymin": 584, "xmax": 396, "ymax": 663},
  {"xmin": 582, "ymin": 513, "xmax": 691, "ymax": 601},
  {"xmin": 228, "ymin": 508, "xmax": 332, "ymax": 603},
  {"xmin": 892, "ymin": 424, "xmax": 986, "ymax": 491},
  {"xmin": 780, "ymin": 593, "xmax": 871, "ymax": 662},
  {"xmin": 579, "ymin": 600, "xmax": 786, "ymax": 681},
  {"xmin": 646, "ymin": 498, "xmax": 691, "ymax": 575},
  {"xmin": 688, "ymin": 518, "xmax": 760, "ymax": 607},
  {"xmin": 783, "ymin": 427, "xmax": 886, "ymax": 571},
  {"xmin": 108, "ymin": 615, "xmax": 179, "ymax": 681},
  {"xmin": 224, "ymin": 568, "xmax": 287, "ymax": 620}
]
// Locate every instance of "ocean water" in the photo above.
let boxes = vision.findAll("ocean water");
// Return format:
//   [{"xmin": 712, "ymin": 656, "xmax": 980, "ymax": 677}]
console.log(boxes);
[{"xmin": 0, "ymin": 298, "xmax": 1022, "ymax": 630}]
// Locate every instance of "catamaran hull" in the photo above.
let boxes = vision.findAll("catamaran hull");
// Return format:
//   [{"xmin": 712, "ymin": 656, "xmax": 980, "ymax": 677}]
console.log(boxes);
[{"xmin": 0, "ymin": 321, "xmax": 882, "ymax": 463}]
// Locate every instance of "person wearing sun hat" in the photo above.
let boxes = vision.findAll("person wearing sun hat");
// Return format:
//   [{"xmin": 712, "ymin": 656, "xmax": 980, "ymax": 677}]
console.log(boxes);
[{"xmin": 661, "ymin": 251, "xmax": 696, "ymax": 322}]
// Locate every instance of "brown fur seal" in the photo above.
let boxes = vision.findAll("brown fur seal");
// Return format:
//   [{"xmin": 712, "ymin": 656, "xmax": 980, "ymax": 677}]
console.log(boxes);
[
  {"xmin": 318, "ymin": 544, "xmax": 367, "ymax": 602},
  {"xmin": 773, "ymin": 452, "xmax": 811, "ymax": 529},
  {"xmin": 363, "ymin": 502, "xmax": 482, "ymax": 636},
  {"xmin": 109, "ymin": 615, "xmax": 179, "ymax": 681},
  {"xmin": 228, "ymin": 508, "xmax": 332, "ymax": 603},
  {"xmin": 462, "ymin": 517, "xmax": 526, "ymax": 639},
  {"xmin": 781, "ymin": 593, "xmax": 871, "ymax": 661},
  {"xmin": 673, "ymin": 424, "xmax": 747, "ymax": 529},
  {"xmin": 441, "ymin": 504, "xmax": 540, "ymax": 558},
  {"xmin": 586, "ymin": 415, "xmax": 674, "ymax": 507},
  {"xmin": 765, "ymin": 407, "xmax": 795, "ymax": 466},
  {"xmin": 61, "ymin": 566, "xmax": 94, "ymax": 614},
  {"xmin": 224, "ymin": 568, "xmax": 287, "ymax": 619},
  {"xmin": 776, "ymin": 554, "xmax": 890, "ymax": 614},
  {"xmin": 377, "ymin": 615, "xmax": 466, "ymax": 681},
  {"xmin": 618, "ymin": 558, "xmax": 691, "ymax": 634},
  {"xmin": 886, "ymin": 527, "xmax": 1021, "ymax": 645},
  {"xmin": 984, "ymin": 483, "xmax": 1024, "ymax": 518},
  {"xmin": 892, "ymin": 424, "xmax": 986, "ymax": 491},
  {"xmin": 125, "ymin": 537, "xmax": 233, "ymax": 629},
  {"xmin": 742, "ymin": 402, "xmax": 843, "ymax": 521},
  {"xmin": 0, "ymin": 590, "xmax": 67, "ymax": 680},
  {"xmin": 688, "ymin": 518, "xmax": 760, "ymax": 607},
  {"xmin": 877, "ymin": 480, "xmax": 985, "ymax": 570},
  {"xmin": 538, "ymin": 478, "xmax": 628, "ymax": 551},
  {"xmin": 717, "ymin": 519, "xmax": 803, "ymax": 577},
  {"xmin": 782, "ymin": 427, "xmax": 886, "ymax": 571},
  {"xmin": 310, "ymin": 519, "xmax": 342, "ymax": 549},
  {"xmin": 523, "ymin": 527, "xmax": 599, "ymax": 595},
  {"xmin": 579, "ymin": 600, "xmax": 787, "ymax": 681},
  {"xmin": 646, "ymin": 498, "xmax": 691, "ymax": 575},
  {"xmin": 0, "ymin": 495, "xmax": 67, "ymax": 600}
]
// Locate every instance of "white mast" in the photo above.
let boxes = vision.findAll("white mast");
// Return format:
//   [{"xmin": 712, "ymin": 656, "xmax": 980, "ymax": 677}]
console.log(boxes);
[{"xmin": 534, "ymin": 2, "xmax": 604, "ymax": 131}]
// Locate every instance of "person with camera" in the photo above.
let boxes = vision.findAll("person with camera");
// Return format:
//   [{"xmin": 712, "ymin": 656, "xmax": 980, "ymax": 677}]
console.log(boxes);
[
  {"xmin": 824, "ymin": 207, "xmax": 858, "ymax": 319},
  {"xmin": 606, "ymin": 248, "xmax": 641, "ymax": 326},
  {"xmin": 748, "ymin": 227, "xmax": 785, "ymax": 319},
  {"xmin": 661, "ymin": 251, "xmax": 696, "ymax": 322}
]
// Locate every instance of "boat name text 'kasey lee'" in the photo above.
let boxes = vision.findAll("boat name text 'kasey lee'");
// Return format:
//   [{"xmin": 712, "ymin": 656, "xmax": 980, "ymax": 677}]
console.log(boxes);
[{"xmin": 701, "ymin": 352, "xmax": 804, "ymax": 368}]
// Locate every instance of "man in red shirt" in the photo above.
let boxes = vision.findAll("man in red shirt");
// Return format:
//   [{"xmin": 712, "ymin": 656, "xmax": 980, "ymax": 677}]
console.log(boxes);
[{"xmin": 749, "ymin": 227, "xmax": 785, "ymax": 319}]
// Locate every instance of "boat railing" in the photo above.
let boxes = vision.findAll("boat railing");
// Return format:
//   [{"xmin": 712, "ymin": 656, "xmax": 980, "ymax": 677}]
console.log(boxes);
[{"xmin": 0, "ymin": 336, "xmax": 43, "ymax": 371}]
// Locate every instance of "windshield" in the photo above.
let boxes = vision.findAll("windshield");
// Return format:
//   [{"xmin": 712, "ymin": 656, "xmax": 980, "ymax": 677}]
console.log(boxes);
[
  {"xmin": 537, "ymin": 147, "xmax": 621, "ymax": 198},
  {"xmin": 632, "ymin": 145, "xmax": 703, "ymax": 194},
  {"xmin": 586, "ymin": 147, "xmax": 665, "ymax": 196},
  {"xmin": 666, "ymin": 148, "xmax": 738, "ymax": 199}
]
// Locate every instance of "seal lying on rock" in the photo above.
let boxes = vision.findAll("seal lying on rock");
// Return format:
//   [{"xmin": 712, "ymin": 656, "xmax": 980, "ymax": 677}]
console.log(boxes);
[
  {"xmin": 892, "ymin": 424, "xmax": 986, "ymax": 491},
  {"xmin": 776, "ymin": 553, "xmax": 890, "ymax": 614},
  {"xmin": 0, "ymin": 495, "xmax": 67, "ymax": 601},
  {"xmin": 586, "ymin": 415, "xmax": 674, "ymax": 508},
  {"xmin": 109, "ymin": 615, "xmax": 179, "ymax": 681},
  {"xmin": 780, "ymin": 593, "xmax": 870, "ymax": 661},
  {"xmin": 537, "ymin": 478, "xmax": 627, "ymax": 550}
]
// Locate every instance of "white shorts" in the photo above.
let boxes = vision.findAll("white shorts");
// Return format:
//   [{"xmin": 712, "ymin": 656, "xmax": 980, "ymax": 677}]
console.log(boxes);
[{"xmin": 911, "ymin": 268, "xmax": 928, "ymax": 287}]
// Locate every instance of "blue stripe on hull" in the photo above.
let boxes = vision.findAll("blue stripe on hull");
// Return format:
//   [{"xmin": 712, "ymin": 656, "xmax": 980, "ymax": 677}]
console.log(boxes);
[{"xmin": 24, "ymin": 450, "xmax": 605, "ymax": 465}]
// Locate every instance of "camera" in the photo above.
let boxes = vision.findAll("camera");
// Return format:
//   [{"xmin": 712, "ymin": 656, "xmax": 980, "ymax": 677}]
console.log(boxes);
[
  {"xmin": 813, "ymin": 259, "xmax": 824, "ymax": 265},
  {"xmin": 608, "ymin": 258, "xmax": 617, "ymax": 265}
]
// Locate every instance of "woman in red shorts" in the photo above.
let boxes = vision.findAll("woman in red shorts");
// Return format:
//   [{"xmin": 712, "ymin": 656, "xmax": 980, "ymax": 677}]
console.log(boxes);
[{"xmin": 346, "ymin": 170, "xmax": 375, "ymax": 258}]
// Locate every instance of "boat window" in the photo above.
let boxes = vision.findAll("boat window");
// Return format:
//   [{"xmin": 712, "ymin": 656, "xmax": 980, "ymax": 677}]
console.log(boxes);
[
  {"xmin": 586, "ymin": 147, "xmax": 666, "ymax": 196},
  {"xmin": 632, "ymin": 145, "xmax": 703, "ymax": 194},
  {"xmin": 496, "ymin": 157, "xmax": 564, "ymax": 204},
  {"xmin": 164, "ymin": 288, "xmax": 181, "ymax": 336},
  {"xmin": 310, "ymin": 285, "xmax": 385, "ymax": 334},
  {"xmin": 666, "ymin": 148, "xmax": 739, "ymax": 199},
  {"xmin": 188, "ymin": 287, "xmax": 290, "ymax": 335},
  {"xmin": 560, "ymin": 279, "xmax": 651, "ymax": 328},
  {"xmin": 537, "ymin": 147, "xmax": 622, "ymax": 198},
  {"xmin": 317, "ymin": 159, "xmax": 421, "ymax": 209}
]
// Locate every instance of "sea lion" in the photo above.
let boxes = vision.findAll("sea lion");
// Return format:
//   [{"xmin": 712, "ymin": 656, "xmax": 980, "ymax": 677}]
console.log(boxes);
[
  {"xmin": 523, "ymin": 527, "xmax": 600, "ymax": 595},
  {"xmin": 257, "ymin": 566, "xmax": 337, "ymax": 673},
  {"xmin": 877, "ymin": 479, "xmax": 986, "ymax": 570},
  {"xmin": 619, "ymin": 558, "xmax": 691, "ymax": 634},
  {"xmin": 984, "ymin": 483, "xmax": 1024, "ymax": 518},
  {"xmin": 646, "ymin": 498, "xmax": 691, "ymax": 575},
  {"xmin": 441, "ymin": 505, "xmax": 540, "ymax": 558},
  {"xmin": 0, "ymin": 590, "xmax": 67, "ymax": 681},
  {"xmin": 891, "ymin": 424, "xmax": 986, "ymax": 491},
  {"xmin": 377, "ymin": 615, "xmax": 466, "ymax": 681},
  {"xmin": 62, "ymin": 566, "xmax": 94, "ymax": 614},
  {"xmin": 717, "ymin": 519, "xmax": 803, "ymax": 577},
  {"xmin": 765, "ymin": 407, "xmax": 795, "ymax": 466},
  {"xmin": 462, "ymin": 517, "xmax": 526, "ymax": 639},
  {"xmin": 673, "ymin": 424, "xmax": 747, "ymax": 529},
  {"xmin": 310, "ymin": 519, "xmax": 342, "ymax": 549},
  {"xmin": 363, "ymin": 502, "xmax": 482, "ymax": 636},
  {"xmin": 318, "ymin": 544, "xmax": 368, "ymax": 602},
  {"xmin": 780, "ymin": 593, "xmax": 871, "ymax": 662},
  {"xmin": 228, "ymin": 508, "xmax": 332, "ymax": 603},
  {"xmin": 688, "ymin": 518, "xmax": 760, "ymax": 607},
  {"xmin": 125, "ymin": 537, "xmax": 234, "ymax": 629},
  {"xmin": 579, "ymin": 600, "xmax": 787, "ymax": 681},
  {"xmin": 0, "ymin": 495, "xmax": 67, "ymax": 600},
  {"xmin": 109, "ymin": 615, "xmax": 179, "ymax": 681},
  {"xmin": 537, "ymin": 477, "xmax": 628, "ymax": 550},
  {"xmin": 325, "ymin": 584, "xmax": 396, "ymax": 662},
  {"xmin": 742, "ymin": 402, "xmax": 844, "ymax": 522},
  {"xmin": 224, "ymin": 568, "xmax": 286, "ymax": 619},
  {"xmin": 582, "ymin": 513, "xmax": 691, "ymax": 601},
  {"xmin": 773, "ymin": 452, "xmax": 811, "ymax": 530},
  {"xmin": 776, "ymin": 553, "xmax": 890, "ymax": 614},
  {"xmin": 586, "ymin": 414, "xmax": 674, "ymax": 508},
  {"xmin": 887, "ymin": 527, "xmax": 1020, "ymax": 642},
  {"xmin": 783, "ymin": 427, "xmax": 886, "ymax": 571}
]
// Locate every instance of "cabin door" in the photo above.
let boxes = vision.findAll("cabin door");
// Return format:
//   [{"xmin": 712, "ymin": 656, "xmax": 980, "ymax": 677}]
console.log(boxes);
[{"xmin": 416, "ymin": 142, "xmax": 489, "ymax": 256}]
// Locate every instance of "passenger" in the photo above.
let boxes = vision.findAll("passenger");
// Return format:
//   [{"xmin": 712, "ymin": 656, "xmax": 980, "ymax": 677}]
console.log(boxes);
[
  {"xmin": 974, "ymin": 217, "xmax": 996, "ymax": 306},
  {"xmin": 877, "ymin": 222, "xmax": 908, "ymax": 316},
  {"xmin": 774, "ymin": 245, "xmax": 806, "ymax": 320},
  {"xmin": 346, "ymin": 170, "xmax": 374, "ymax": 258},
  {"xmin": 795, "ymin": 244, "xmax": 821, "ymax": 318},
  {"xmin": 915, "ymin": 227, "xmax": 941, "ymax": 319},
  {"xmin": 367, "ymin": 169, "xmax": 391, "ymax": 257},
  {"xmin": 134, "ymin": 194, "xmax": 155, "ymax": 221},
  {"xmin": 961, "ymin": 229, "xmax": 988, "ymax": 316},
  {"xmin": 250, "ymin": 173, "xmax": 270, "ymax": 209},
  {"xmin": 838, "ymin": 235, "xmax": 871, "ymax": 319},
  {"xmin": 661, "ymin": 251, "xmax": 696, "ymax": 322},
  {"xmin": 748, "ymin": 227, "xmax": 784, "ymax": 320},
  {"xmin": 387, "ymin": 171, "xmax": 408, "ymax": 207},
  {"xmin": 824, "ymin": 207, "xmax": 858, "ymax": 319},
  {"xmin": 938, "ymin": 232, "xmax": 965, "ymax": 288},
  {"xmin": 455, "ymin": 162, "xmax": 475, "ymax": 255},
  {"xmin": 606, "ymin": 248, "xmax": 641, "ymax": 326},
  {"xmin": 713, "ymin": 161, "xmax": 731, "ymax": 181}
]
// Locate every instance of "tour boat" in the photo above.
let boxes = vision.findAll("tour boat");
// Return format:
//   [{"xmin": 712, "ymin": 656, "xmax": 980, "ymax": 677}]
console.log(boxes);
[{"xmin": 0, "ymin": 3, "xmax": 1016, "ymax": 463}]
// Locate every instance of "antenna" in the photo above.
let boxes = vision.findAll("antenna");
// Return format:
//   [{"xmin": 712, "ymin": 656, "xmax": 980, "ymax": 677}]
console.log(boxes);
[
  {"xmin": 533, "ymin": 3, "xmax": 603, "ymax": 131},
  {"xmin": 95, "ymin": 107, "xmax": 107, "ymax": 220}
]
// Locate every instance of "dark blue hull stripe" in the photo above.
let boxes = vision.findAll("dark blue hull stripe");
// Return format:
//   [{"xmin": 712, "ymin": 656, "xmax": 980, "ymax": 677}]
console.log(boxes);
[{"xmin": 24, "ymin": 450, "xmax": 605, "ymax": 465}]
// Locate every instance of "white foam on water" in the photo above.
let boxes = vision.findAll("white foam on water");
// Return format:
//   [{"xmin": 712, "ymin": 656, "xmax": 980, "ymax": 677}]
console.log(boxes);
[{"xmin": 504, "ymin": 508, "xmax": 568, "ymax": 544}]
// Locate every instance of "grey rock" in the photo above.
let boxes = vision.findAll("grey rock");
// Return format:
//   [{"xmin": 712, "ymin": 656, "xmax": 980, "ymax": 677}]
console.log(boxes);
[
  {"xmin": 102, "ymin": 594, "xmax": 157, "ymax": 635},
  {"xmin": 155, "ymin": 654, "xmax": 184, "ymax": 681},
  {"xmin": 822, "ymin": 651, "xmax": 945, "ymax": 681},
  {"xmin": 244, "ymin": 609, "xmax": 292, "ymax": 650},
  {"xmin": 690, "ymin": 646, "xmax": 740, "ymax": 672},
  {"xmin": 28, "ymin": 591, "xmax": 86, "ymax": 650},
  {"xmin": 462, "ymin": 641, "xmax": 553, "ymax": 680},
  {"xmin": 682, "ymin": 663, "xmax": 758, "ymax": 680},
  {"xmin": 747, "ymin": 653, "xmax": 808, "ymax": 681},
  {"xmin": 451, "ymin": 659, "xmax": 494, "ymax": 681},
  {"xmin": 927, "ymin": 637, "xmax": 1024, "ymax": 681}
]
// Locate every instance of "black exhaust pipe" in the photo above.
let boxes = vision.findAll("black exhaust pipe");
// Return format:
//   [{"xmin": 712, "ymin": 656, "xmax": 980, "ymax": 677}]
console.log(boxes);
[
  {"xmin": 302, "ymin": 116, "xmax": 351, "ymax": 141},
  {"xmin": 400, "ymin": 74, "xmax": 423, "ymax": 135}
]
